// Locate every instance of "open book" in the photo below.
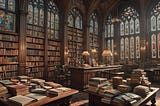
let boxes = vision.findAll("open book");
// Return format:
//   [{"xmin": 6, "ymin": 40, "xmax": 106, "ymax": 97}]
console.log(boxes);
[
  {"xmin": 25, "ymin": 93, "xmax": 47, "ymax": 100},
  {"xmin": 8, "ymin": 95, "xmax": 36, "ymax": 106}
]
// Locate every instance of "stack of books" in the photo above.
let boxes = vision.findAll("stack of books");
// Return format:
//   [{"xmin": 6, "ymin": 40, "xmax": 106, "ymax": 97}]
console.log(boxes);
[
  {"xmin": 0, "ymin": 83, "xmax": 8, "ymax": 97},
  {"xmin": 88, "ymin": 77, "xmax": 108, "ymax": 93},
  {"xmin": 112, "ymin": 76, "xmax": 123, "ymax": 89},
  {"xmin": 7, "ymin": 84, "xmax": 29, "ymax": 96},
  {"xmin": 131, "ymin": 69, "xmax": 151, "ymax": 86},
  {"xmin": 101, "ymin": 89, "xmax": 121, "ymax": 104},
  {"xmin": 117, "ymin": 84, "xmax": 132, "ymax": 93},
  {"xmin": 98, "ymin": 83, "xmax": 112, "ymax": 95}
]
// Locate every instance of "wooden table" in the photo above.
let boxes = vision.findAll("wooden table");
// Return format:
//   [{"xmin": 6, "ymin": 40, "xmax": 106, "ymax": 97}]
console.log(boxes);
[
  {"xmin": 0, "ymin": 89, "xmax": 79, "ymax": 106},
  {"xmin": 69, "ymin": 65, "xmax": 122, "ymax": 90},
  {"xmin": 86, "ymin": 87, "xmax": 159, "ymax": 106}
]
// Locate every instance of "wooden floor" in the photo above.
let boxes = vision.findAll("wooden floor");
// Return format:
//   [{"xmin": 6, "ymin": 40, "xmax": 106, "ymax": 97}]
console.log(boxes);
[{"xmin": 70, "ymin": 83, "xmax": 160, "ymax": 106}]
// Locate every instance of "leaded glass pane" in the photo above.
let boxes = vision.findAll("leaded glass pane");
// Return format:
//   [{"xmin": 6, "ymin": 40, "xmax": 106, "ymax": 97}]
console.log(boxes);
[
  {"xmin": 125, "ymin": 38, "xmax": 129, "ymax": 58},
  {"xmin": 125, "ymin": 20, "xmax": 129, "ymax": 35},
  {"xmin": 108, "ymin": 24, "xmax": 110, "ymax": 37},
  {"xmin": 27, "ymin": 4, "xmax": 33, "ymax": 24},
  {"xmin": 120, "ymin": 22, "xmax": 124, "ymax": 36},
  {"xmin": 51, "ymin": 13, "xmax": 55, "ymax": 28},
  {"xmin": 47, "ymin": 11, "xmax": 50, "ymax": 28},
  {"xmin": 39, "ymin": 9, "xmax": 44, "ymax": 26},
  {"xmin": 136, "ymin": 36, "xmax": 140, "ymax": 58},
  {"xmin": 8, "ymin": 0, "xmax": 15, "ymax": 12},
  {"xmin": 95, "ymin": 21, "xmax": 98, "ymax": 34},
  {"xmin": 151, "ymin": 16, "xmax": 156, "ymax": 31},
  {"xmin": 130, "ymin": 37, "xmax": 134, "ymax": 58},
  {"xmin": 75, "ymin": 16, "xmax": 80, "ymax": 29},
  {"xmin": 68, "ymin": 15, "xmax": 73, "ymax": 27},
  {"xmin": 0, "ymin": 10, "xmax": 4, "ymax": 30},
  {"xmin": 157, "ymin": 14, "xmax": 160, "ymax": 30},
  {"xmin": 104, "ymin": 24, "xmax": 107, "ymax": 38},
  {"xmin": 0, "ymin": 0, "xmax": 5, "ymax": 9},
  {"xmin": 89, "ymin": 19, "xmax": 93, "ymax": 33},
  {"xmin": 34, "ymin": 6, "xmax": 38, "ymax": 25},
  {"xmin": 5, "ymin": 13, "xmax": 15, "ymax": 31},
  {"xmin": 135, "ymin": 18, "xmax": 140, "ymax": 34},
  {"xmin": 120, "ymin": 38, "xmax": 124, "ymax": 59},
  {"xmin": 130, "ymin": 18, "xmax": 134, "ymax": 34},
  {"xmin": 111, "ymin": 24, "xmax": 114, "ymax": 37},
  {"xmin": 107, "ymin": 40, "xmax": 110, "ymax": 50},
  {"xmin": 151, "ymin": 34, "xmax": 157, "ymax": 58},
  {"xmin": 158, "ymin": 33, "xmax": 160, "ymax": 58}
]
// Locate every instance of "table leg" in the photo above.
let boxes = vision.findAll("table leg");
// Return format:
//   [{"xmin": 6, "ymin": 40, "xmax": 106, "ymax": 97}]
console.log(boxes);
[{"xmin": 151, "ymin": 97, "xmax": 156, "ymax": 106}]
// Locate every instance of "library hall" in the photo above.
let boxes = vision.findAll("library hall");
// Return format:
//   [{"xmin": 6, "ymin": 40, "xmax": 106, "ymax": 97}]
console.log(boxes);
[{"xmin": 1, "ymin": 0, "xmax": 160, "ymax": 106}]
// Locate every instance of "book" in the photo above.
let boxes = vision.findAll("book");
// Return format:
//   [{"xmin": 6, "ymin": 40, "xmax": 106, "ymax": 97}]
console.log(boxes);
[
  {"xmin": 25, "ymin": 93, "xmax": 47, "ymax": 100},
  {"xmin": 48, "ymin": 88, "xmax": 64, "ymax": 96},
  {"xmin": 8, "ymin": 95, "xmax": 36, "ymax": 106}
]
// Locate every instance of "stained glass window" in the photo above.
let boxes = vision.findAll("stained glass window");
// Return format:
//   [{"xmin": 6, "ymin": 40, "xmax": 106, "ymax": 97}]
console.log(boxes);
[
  {"xmin": 150, "ymin": 1, "xmax": 160, "ymax": 58},
  {"xmin": 0, "ymin": 0, "xmax": 15, "ymax": 32},
  {"xmin": 89, "ymin": 12, "xmax": 99, "ymax": 49},
  {"xmin": 27, "ymin": 0, "xmax": 44, "ymax": 26},
  {"xmin": 89, "ymin": 12, "xmax": 99, "ymax": 62},
  {"xmin": 130, "ymin": 37, "xmax": 134, "ymax": 58},
  {"xmin": 104, "ymin": 15, "xmax": 114, "ymax": 62},
  {"xmin": 47, "ymin": 0, "xmax": 59, "ymax": 39},
  {"xmin": 120, "ymin": 38, "xmax": 124, "ymax": 59},
  {"xmin": 120, "ymin": 7, "xmax": 140, "ymax": 60}
]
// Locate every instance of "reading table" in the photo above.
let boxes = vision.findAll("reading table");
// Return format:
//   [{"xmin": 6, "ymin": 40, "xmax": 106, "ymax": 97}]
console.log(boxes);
[{"xmin": 0, "ymin": 89, "xmax": 79, "ymax": 106}]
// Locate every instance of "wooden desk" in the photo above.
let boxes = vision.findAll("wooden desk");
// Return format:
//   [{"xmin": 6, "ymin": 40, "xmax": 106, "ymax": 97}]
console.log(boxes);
[
  {"xmin": 86, "ymin": 87, "xmax": 159, "ymax": 106},
  {"xmin": 144, "ymin": 68, "xmax": 160, "ymax": 82},
  {"xmin": 0, "ymin": 89, "xmax": 79, "ymax": 106},
  {"xmin": 69, "ymin": 65, "xmax": 122, "ymax": 90}
]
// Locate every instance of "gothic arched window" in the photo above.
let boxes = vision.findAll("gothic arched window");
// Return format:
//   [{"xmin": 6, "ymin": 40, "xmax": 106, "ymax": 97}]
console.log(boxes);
[
  {"xmin": 150, "ymin": 1, "xmax": 160, "ymax": 58},
  {"xmin": 89, "ymin": 12, "xmax": 99, "ymax": 59},
  {"xmin": 120, "ymin": 7, "xmax": 140, "ymax": 60},
  {"xmin": 104, "ymin": 16, "xmax": 114, "ymax": 61},
  {"xmin": 47, "ymin": 0, "xmax": 59, "ymax": 39}
]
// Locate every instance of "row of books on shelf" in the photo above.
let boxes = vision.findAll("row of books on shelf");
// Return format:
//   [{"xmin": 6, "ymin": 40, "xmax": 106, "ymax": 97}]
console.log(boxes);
[
  {"xmin": 27, "ymin": 50, "xmax": 44, "ymax": 55},
  {"xmin": 0, "ymin": 76, "xmax": 72, "ymax": 106},
  {"xmin": 48, "ymin": 57, "xmax": 61, "ymax": 61},
  {"xmin": 0, "ymin": 34, "xmax": 18, "ymax": 41},
  {"xmin": 48, "ymin": 52, "xmax": 60, "ymax": 56},
  {"xmin": 48, "ymin": 62, "xmax": 61, "ymax": 66},
  {"xmin": 0, "ymin": 65, "xmax": 18, "ymax": 71},
  {"xmin": 0, "ymin": 49, "xmax": 18, "ymax": 55},
  {"xmin": 27, "ymin": 25, "xmax": 44, "ymax": 32},
  {"xmin": 26, "ymin": 56, "xmax": 44, "ymax": 61},
  {"xmin": 0, "ymin": 71, "xmax": 17, "ymax": 79},
  {"xmin": 67, "ymin": 27, "xmax": 83, "ymax": 33},
  {"xmin": 26, "ymin": 37, "xmax": 44, "ymax": 44},
  {"xmin": 27, "ymin": 43, "xmax": 44, "ymax": 49},
  {"xmin": 26, "ymin": 62, "xmax": 44, "ymax": 66},
  {"xmin": 26, "ymin": 31, "xmax": 45, "ymax": 38},
  {"xmin": 0, "ymin": 42, "xmax": 18, "ymax": 48},
  {"xmin": 0, "ymin": 57, "xmax": 18, "ymax": 63},
  {"xmin": 48, "ymin": 41, "xmax": 60, "ymax": 46},
  {"xmin": 48, "ymin": 46, "xmax": 60, "ymax": 51}
]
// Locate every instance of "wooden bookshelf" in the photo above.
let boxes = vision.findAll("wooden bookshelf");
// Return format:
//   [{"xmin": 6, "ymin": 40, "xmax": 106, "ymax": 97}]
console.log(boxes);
[
  {"xmin": 66, "ymin": 26, "xmax": 83, "ymax": 66},
  {"xmin": 26, "ymin": 24, "xmax": 45, "ymax": 78},
  {"xmin": 0, "ymin": 33, "xmax": 19, "ymax": 79}
]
